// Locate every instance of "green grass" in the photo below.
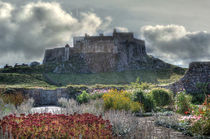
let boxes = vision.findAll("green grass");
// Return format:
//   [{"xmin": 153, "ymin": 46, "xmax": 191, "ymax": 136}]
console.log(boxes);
[
  {"xmin": 46, "ymin": 69, "xmax": 185, "ymax": 86},
  {"xmin": 0, "ymin": 73, "xmax": 56, "ymax": 89},
  {"xmin": 0, "ymin": 66, "xmax": 186, "ymax": 88}
]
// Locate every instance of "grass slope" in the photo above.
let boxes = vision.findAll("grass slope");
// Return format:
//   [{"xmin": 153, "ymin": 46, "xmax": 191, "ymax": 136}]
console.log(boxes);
[
  {"xmin": 0, "ymin": 65, "xmax": 186, "ymax": 88},
  {"xmin": 0, "ymin": 73, "xmax": 55, "ymax": 88},
  {"xmin": 46, "ymin": 69, "xmax": 185, "ymax": 86}
]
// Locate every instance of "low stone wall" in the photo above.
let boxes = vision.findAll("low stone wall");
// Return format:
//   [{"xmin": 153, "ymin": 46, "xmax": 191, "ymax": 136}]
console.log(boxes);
[
  {"xmin": 169, "ymin": 62, "xmax": 210, "ymax": 93},
  {"xmin": 0, "ymin": 85, "xmax": 125, "ymax": 107},
  {"xmin": 23, "ymin": 88, "xmax": 75, "ymax": 106}
]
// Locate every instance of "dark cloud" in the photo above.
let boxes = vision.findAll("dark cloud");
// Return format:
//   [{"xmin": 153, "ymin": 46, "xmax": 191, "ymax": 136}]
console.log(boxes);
[
  {"xmin": 141, "ymin": 25, "xmax": 210, "ymax": 67},
  {"xmin": 0, "ymin": 0, "xmax": 210, "ymax": 67},
  {"xmin": 0, "ymin": 1, "xmax": 111, "ymax": 66}
]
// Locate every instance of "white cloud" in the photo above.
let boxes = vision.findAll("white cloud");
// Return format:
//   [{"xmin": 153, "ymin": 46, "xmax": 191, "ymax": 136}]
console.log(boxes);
[
  {"xmin": 141, "ymin": 25, "xmax": 210, "ymax": 67},
  {"xmin": 0, "ymin": 1, "xmax": 111, "ymax": 66},
  {"xmin": 115, "ymin": 27, "xmax": 129, "ymax": 32},
  {"xmin": 0, "ymin": 1, "xmax": 13, "ymax": 18}
]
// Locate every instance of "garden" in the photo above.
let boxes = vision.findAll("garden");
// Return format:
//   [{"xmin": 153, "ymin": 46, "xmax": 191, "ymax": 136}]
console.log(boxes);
[{"xmin": 0, "ymin": 81, "xmax": 209, "ymax": 138}]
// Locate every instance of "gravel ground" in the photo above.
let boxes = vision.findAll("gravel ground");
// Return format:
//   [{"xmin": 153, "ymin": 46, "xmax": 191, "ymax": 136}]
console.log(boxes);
[{"xmin": 137, "ymin": 116, "xmax": 193, "ymax": 139}]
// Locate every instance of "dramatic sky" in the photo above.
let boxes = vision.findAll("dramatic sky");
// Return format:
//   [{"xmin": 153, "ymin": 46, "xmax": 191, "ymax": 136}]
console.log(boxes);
[{"xmin": 0, "ymin": 0, "xmax": 210, "ymax": 67}]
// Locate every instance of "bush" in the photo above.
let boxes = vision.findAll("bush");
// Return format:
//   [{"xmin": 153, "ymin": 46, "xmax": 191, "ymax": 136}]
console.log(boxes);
[
  {"xmin": 190, "ymin": 95, "xmax": 210, "ymax": 135},
  {"xmin": 103, "ymin": 110, "xmax": 139, "ymax": 137},
  {"xmin": 58, "ymin": 98, "xmax": 104, "ymax": 116},
  {"xmin": 0, "ymin": 98, "xmax": 34, "ymax": 119},
  {"xmin": 89, "ymin": 89, "xmax": 107, "ymax": 100},
  {"xmin": 0, "ymin": 98, "xmax": 16, "ymax": 118},
  {"xmin": 0, "ymin": 113, "xmax": 113, "ymax": 138},
  {"xmin": 129, "ymin": 78, "xmax": 151, "ymax": 90},
  {"xmin": 0, "ymin": 90, "xmax": 25, "ymax": 107},
  {"xmin": 76, "ymin": 91, "xmax": 90, "ymax": 104},
  {"xmin": 102, "ymin": 89, "xmax": 142, "ymax": 113},
  {"xmin": 175, "ymin": 92, "xmax": 192, "ymax": 114},
  {"xmin": 150, "ymin": 88, "xmax": 172, "ymax": 107},
  {"xmin": 131, "ymin": 89, "xmax": 155, "ymax": 112},
  {"xmin": 191, "ymin": 93, "xmax": 206, "ymax": 104},
  {"xmin": 90, "ymin": 93, "xmax": 104, "ymax": 100}
]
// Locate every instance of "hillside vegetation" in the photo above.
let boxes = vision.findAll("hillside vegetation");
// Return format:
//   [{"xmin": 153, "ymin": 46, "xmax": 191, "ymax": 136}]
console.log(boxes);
[
  {"xmin": 46, "ymin": 69, "xmax": 184, "ymax": 86},
  {"xmin": 0, "ymin": 73, "xmax": 55, "ymax": 88},
  {"xmin": 0, "ymin": 64, "xmax": 186, "ymax": 88}
]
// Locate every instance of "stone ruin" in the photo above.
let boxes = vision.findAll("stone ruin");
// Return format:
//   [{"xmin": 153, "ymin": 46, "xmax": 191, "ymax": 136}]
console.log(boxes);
[
  {"xmin": 170, "ymin": 62, "xmax": 210, "ymax": 93},
  {"xmin": 43, "ymin": 29, "xmax": 173, "ymax": 73}
]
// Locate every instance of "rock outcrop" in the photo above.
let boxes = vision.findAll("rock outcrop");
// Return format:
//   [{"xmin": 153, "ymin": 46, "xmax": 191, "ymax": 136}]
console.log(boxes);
[
  {"xmin": 43, "ymin": 29, "xmax": 174, "ymax": 73},
  {"xmin": 170, "ymin": 62, "xmax": 210, "ymax": 93}
]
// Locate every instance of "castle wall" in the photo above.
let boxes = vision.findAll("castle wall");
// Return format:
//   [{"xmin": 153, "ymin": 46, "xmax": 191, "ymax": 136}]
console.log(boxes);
[
  {"xmin": 83, "ymin": 53, "xmax": 118, "ymax": 73},
  {"xmin": 73, "ymin": 38, "xmax": 117, "ymax": 54},
  {"xmin": 64, "ymin": 47, "xmax": 70, "ymax": 61},
  {"xmin": 113, "ymin": 32, "xmax": 134, "ymax": 40},
  {"xmin": 43, "ymin": 47, "xmax": 65, "ymax": 63}
]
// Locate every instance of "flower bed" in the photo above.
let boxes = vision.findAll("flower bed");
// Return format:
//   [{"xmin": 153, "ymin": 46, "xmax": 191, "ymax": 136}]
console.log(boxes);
[
  {"xmin": 179, "ymin": 95, "xmax": 210, "ymax": 136},
  {"xmin": 0, "ymin": 113, "xmax": 113, "ymax": 138}
]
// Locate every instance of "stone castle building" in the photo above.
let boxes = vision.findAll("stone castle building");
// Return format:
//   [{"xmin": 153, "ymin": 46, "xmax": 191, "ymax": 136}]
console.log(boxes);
[{"xmin": 43, "ymin": 29, "xmax": 172, "ymax": 73}]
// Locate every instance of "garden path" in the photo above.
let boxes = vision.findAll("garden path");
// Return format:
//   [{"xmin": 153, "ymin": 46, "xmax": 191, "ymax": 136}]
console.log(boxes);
[{"xmin": 137, "ymin": 116, "xmax": 193, "ymax": 139}]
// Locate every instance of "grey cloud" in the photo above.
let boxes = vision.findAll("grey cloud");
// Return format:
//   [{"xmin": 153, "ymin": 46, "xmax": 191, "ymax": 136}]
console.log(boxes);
[
  {"xmin": 0, "ymin": 1, "xmax": 111, "ymax": 66},
  {"xmin": 141, "ymin": 25, "xmax": 210, "ymax": 67},
  {"xmin": 1, "ymin": 0, "xmax": 210, "ymax": 67}
]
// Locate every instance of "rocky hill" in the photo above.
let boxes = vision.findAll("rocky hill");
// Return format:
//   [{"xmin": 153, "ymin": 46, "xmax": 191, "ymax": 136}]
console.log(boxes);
[{"xmin": 43, "ymin": 29, "xmax": 179, "ymax": 73}]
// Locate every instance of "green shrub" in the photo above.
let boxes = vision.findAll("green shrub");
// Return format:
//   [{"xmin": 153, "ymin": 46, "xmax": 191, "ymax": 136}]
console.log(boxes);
[
  {"xmin": 139, "ymin": 82, "xmax": 151, "ymax": 90},
  {"xmin": 132, "ymin": 89, "xmax": 145, "ymax": 102},
  {"xmin": 175, "ymin": 92, "xmax": 192, "ymax": 114},
  {"xmin": 150, "ymin": 88, "xmax": 172, "ymax": 107},
  {"xmin": 190, "ymin": 95, "xmax": 210, "ymax": 135},
  {"xmin": 132, "ymin": 89, "xmax": 155, "ymax": 112},
  {"xmin": 191, "ymin": 93, "xmax": 206, "ymax": 104},
  {"xmin": 76, "ymin": 91, "xmax": 90, "ymax": 104},
  {"xmin": 102, "ymin": 89, "xmax": 142, "ymax": 113},
  {"xmin": 129, "ymin": 78, "xmax": 151, "ymax": 90},
  {"xmin": 143, "ymin": 94, "xmax": 156, "ymax": 112},
  {"xmin": 190, "ymin": 118, "xmax": 210, "ymax": 136},
  {"xmin": 90, "ymin": 93, "xmax": 104, "ymax": 100}
]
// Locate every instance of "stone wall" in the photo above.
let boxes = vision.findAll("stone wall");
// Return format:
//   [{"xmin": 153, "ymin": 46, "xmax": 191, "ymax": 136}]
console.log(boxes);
[
  {"xmin": 169, "ymin": 62, "xmax": 210, "ymax": 93},
  {"xmin": 1, "ymin": 86, "xmax": 125, "ymax": 107},
  {"xmin": 23, "ymin": 88, "xmax": 73, "ymax": 106},
  {"xmin": 43, "ymin": 47, "xmax": 65, "ymax": 63},
  {"xmin": 73, "ymin": 38, "xmax": 117, "ymax": 54}
]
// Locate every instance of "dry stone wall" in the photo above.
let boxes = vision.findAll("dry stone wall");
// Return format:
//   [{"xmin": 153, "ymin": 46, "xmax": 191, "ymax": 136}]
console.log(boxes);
[{"xmin": 170, "ymin": 62, "xmax": 210, "ymax": 93}]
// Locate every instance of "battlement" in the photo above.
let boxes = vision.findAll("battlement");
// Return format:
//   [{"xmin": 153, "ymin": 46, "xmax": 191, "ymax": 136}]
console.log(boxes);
[
  {"xmin": 73, "ymin": 29, "xmax": 135, "ymax": 46},
  {"xmin": 71, "ymin": 30, "xmax": 141, "ymax": 54}
]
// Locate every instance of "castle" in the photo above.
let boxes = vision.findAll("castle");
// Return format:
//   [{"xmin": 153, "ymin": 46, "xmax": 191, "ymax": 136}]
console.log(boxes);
[{"xmin": 43, "ymin": 29, "xmax": 171, "ymax": 73}]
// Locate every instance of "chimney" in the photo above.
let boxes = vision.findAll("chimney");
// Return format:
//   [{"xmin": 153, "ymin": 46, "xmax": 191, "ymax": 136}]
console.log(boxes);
[{"xmin": 85, "ymin": 33, "xmax": 89, "ymax": 38}]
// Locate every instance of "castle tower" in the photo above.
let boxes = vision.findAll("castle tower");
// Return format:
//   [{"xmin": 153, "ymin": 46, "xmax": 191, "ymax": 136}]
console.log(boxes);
[{"xmin": 64, "ymin": 44, "xmax": 70, "ymax": 61}]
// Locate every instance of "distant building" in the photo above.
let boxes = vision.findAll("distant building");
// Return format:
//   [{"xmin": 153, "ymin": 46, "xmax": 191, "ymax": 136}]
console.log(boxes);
[{"xmin": 43, "ymin": 29, "xmax": 170, "ymax": 73}]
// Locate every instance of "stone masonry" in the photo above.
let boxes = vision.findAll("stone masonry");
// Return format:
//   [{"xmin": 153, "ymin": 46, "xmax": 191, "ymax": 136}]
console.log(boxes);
[
  {"xmin": 170, "ymin": 62, "xmax": 210, "ymax": 93},
  {"xmin": 43, "ymin": 29, "xmax": 173, "ymax": 73}
]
